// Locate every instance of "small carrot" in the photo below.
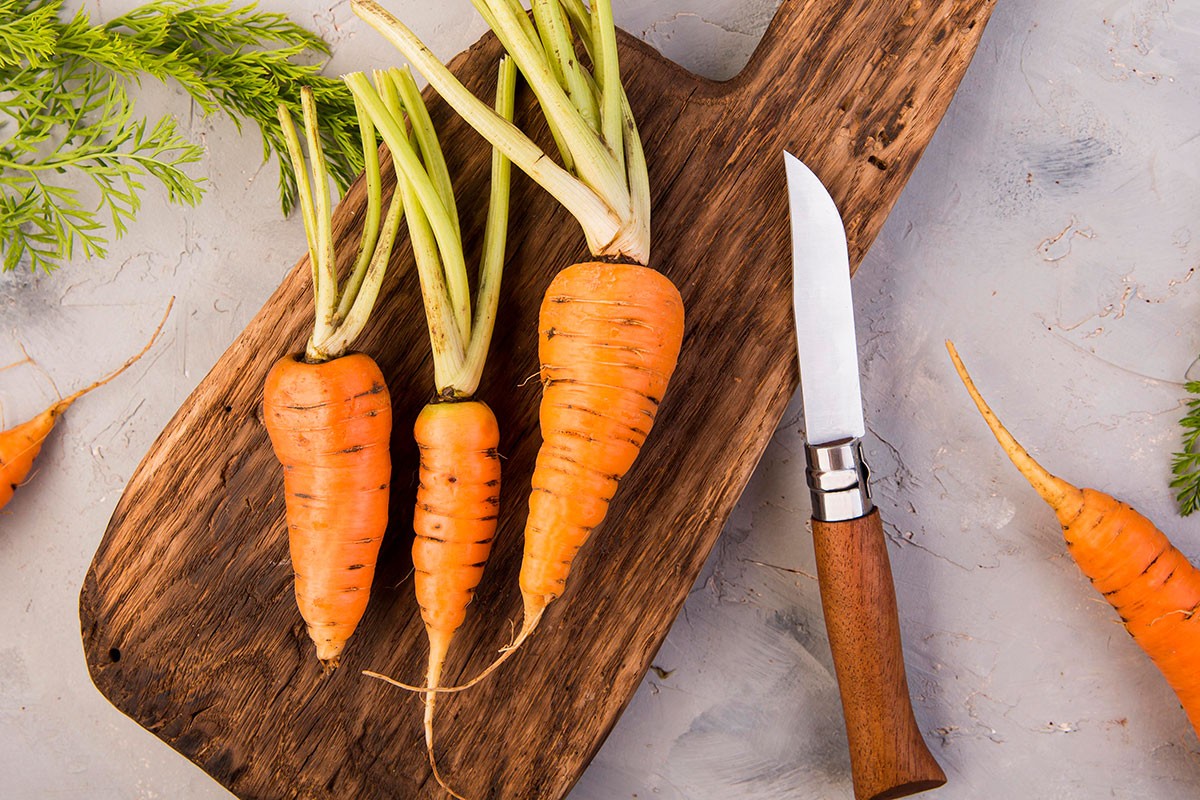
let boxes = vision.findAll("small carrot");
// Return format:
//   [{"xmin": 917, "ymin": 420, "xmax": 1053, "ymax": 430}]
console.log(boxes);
[
  {"xmin": 262, "ymin": 86, "xmax": 405, "ymax": 669},
  {"xmin": 347, "ymin": 59, "xmax": 515, "ymax": 799},
  {"xmin": 947, "ymin": 341, "xmax": 1200, "ymax": 736},
  {"xmin": 0, "ymin": 299, "xmax": 172, "ymax": 513}
]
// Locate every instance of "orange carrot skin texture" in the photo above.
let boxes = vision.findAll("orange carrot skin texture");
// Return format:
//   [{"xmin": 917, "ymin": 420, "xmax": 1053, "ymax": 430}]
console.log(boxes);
[
  {"xmin": 0, "ymin": 404, "xmax": 64, "ymax": 511},
  {"xmin": 262, "ymin": 352, "xmax": 391, "ymax": 667},
  {"xmin": 521, "ymin": 262, "xmax": 684, "ymax": 613},
  {"xmin": 1061, "ymin": 489, "xmax": 1200, "ymax": 734},
  {"xmin": 413, "ymin": 399, "xmax": 501, "ymax": 637}
]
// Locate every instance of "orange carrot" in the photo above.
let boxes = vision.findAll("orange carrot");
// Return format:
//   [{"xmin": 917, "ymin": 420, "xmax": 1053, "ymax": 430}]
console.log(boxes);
[
  {"xmin": 264, "ymin": 87, "xmax": 405, "ymax": 668},
  {"xmin": 412, "ymin": 400, "xmax": 500, "ymax": 796},
  {"xmin": 948, "ymin": 341, "xmax": 1200, "ymax": 736},
  {"xmin": 519, "ymin": 262, "xmax": 684, "ymax": 625},
  {"xmin": 0, "ymin": 300, "xmax": 172, "ymax": 513},
  {"xmin": 347, "ymin": 60, "xmax": 515, "ymax": 798},
  {"xmin": 263, "ymin": 353, "xmax": 392, "ymax": 667}
]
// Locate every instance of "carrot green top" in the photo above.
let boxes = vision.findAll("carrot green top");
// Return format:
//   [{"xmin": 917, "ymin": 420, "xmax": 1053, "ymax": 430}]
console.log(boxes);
[
  {"xmin": 344, "ymin": 60, "xmax": 517, "ymax": 399},
  {"xmin": 278, "ymin": 87, "xmax": 405, "ymax": 363},
  {"xmin": 352, "ymin": 0, "xmax": 650, "ymax": 267}
]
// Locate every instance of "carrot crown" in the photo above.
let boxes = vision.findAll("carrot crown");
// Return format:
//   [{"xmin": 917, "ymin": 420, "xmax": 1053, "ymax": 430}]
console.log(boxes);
[
  {"xmin": 344, "ymin": 61, "xmax": 516, "ymax": 398},
  {"xmin": 352, "ymin": 0, "xmax": 650, "ymax": 266},
  {"xmin": 278, "ymin": 87, "xmax": 405, "ymax": 363}
]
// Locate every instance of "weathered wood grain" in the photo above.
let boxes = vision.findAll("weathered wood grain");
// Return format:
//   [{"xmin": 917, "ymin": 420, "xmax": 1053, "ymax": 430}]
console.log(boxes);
[{"xmin": 80, "ymin": 2, "xmax": 996, "ymax": 798}]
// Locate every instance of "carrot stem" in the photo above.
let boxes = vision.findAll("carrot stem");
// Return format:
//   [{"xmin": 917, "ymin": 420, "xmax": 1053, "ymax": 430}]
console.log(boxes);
[
  {"xmin": 392, "ymin": 67, "xmax": 461, "ymax": 241},
  {"xmin": 343, "ymin": 72, "xmax": 475, "ymax": 345},
  {"xmin": 351, "ymin": 0, "xmax": 631, "ymax": 260},
  {"xmin": 347, "ymin": 62, "xmax": 515, "ymax": 398},
  {"xmin": 561, "ymin": 0, "xmax": 591, "ymax": 43},
  {"xmin": 533, "ymin": 0, "xmax": 599, "ymax": 133},
  {"xmin": 475, "ymin": 0, "xmax": 628, "ymax": 212},
  {"xmin": 318, "ymin": 173, "xmax": 405, "ymax": 360},
  {"xmin": 280, "ymin": 85, "xmax": 404, "ymax": 362},
  {"xmin": 945, "ymin": 341, "xmax": 1080, "ymax": 511},
  {"xmin": 476, "ymin": 0, "xmax": 578, "ymax": 172},
  {"xmin": 277, "ymin": 104, "xmax": 320, "ymax": 296},
  {"xmin": 300, "ymin": 88, "xmax": 338, "ymax": 348},
  {"xmin": 392, "ymin": 67, "xmax": 471, "ymax": 343},
  {"xmin": 458, "ymin": 57, "xmax": 516, "ymax": 397},
  {"xmin": 593, "ymin": 0, "xmax": 625, "ymax": 174},
  {"xmin": 399, "ymin": 141, "xmax": 467, "ymax": 388},
  {"xmin": 335, "ymin": 93, "xmax": 384, "ymax": 324}
]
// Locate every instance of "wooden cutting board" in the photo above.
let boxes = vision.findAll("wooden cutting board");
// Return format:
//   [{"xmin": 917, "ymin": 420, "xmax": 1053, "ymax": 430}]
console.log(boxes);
[{"xmin": 81, "ymin": 2, "xmax": 995, "ymax": 798}]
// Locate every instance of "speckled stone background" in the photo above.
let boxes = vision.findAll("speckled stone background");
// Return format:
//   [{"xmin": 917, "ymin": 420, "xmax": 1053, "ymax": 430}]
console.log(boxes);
[{"xmin": 2, "ymin": 1, "xmax": 1198, "ymax": 798}]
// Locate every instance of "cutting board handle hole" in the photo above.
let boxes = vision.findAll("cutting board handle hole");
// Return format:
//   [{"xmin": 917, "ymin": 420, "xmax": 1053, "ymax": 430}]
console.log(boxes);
[{"xmin": 109, "ymin": 647, "xmax": 122, "ymax": 663}]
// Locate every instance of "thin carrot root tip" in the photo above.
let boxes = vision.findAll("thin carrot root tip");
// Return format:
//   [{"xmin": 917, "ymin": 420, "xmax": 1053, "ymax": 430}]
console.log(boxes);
[
  {"xmin": 429, "ymin": 749, "xmax": 470, "ymax": 800},
  {"xmin": 362, "ymin": 608, "xmax": 543, "ymax": 697},
  {"xmin": 945, "ymin": 340, "xmax": 1080, "ymax": 515},
  {"xmin": 0, "ymin": 355, "xmax": 32, "ymax": 372}
]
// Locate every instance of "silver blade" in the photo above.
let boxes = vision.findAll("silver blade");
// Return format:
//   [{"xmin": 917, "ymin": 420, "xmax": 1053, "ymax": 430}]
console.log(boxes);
[{"xmin": 784, "ymin": 151, "xmax": 865, "ymax": 445}]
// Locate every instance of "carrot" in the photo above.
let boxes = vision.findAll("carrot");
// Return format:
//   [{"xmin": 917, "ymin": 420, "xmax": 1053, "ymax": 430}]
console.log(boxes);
[
  {"xmin": 354, "ymin": 0, "xmax": 684, "ymax": 695},
  {"xmin": 263, "ymin": 353, "xmax": 392, "ymax": 665},
  {"xmin": 262, "ymin": 86, "xmax": 405, "ymax": 669},
  {"xmin": 0, "ymin": 300, "xmax": 172, "ymax": 513},
  {"xmin": 346, "ymin": 60, "xmax": 515, "ymax": 799},
  {"xmin": 947, "ymin": 341, "xmax": 1200, "ymax": 736},
  {"xmin": 411, "ymin": 399, "xmax": 500, "ymax": 797},
  {"xmin": 520, "ymin": 262, "xmax": 683, "ymax": 621}
]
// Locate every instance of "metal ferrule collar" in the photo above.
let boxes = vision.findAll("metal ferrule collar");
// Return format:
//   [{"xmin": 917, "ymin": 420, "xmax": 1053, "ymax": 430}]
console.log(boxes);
[{"xmin": 805, "ymin": 437, "xmax": 874, "ymax": 522}]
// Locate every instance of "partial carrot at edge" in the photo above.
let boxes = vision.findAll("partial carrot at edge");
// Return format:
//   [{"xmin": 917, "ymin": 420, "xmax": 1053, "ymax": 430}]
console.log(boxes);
[
  {"xmin": 0, "ymin": 298, "xmax": 174, "ymax": 513},
  {"xmin": 947, "ymin": 340, "xmax": 1200, "ymax": 738}
]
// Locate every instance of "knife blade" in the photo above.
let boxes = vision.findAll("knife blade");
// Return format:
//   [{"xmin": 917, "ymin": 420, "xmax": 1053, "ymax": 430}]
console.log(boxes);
[{"xmin": 784, "ymin": 151, "xmax": 946, "ymax": 800}]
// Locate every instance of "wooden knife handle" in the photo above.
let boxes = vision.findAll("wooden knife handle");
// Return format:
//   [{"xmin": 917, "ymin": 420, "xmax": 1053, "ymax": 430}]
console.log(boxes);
[{"xmin": 812, "ymin": 509, "xmax": 946, "ymax": 800}]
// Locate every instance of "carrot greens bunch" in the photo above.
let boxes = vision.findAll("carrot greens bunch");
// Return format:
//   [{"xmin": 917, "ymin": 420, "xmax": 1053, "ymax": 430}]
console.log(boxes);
[
  {"xmin": 1171, "ymin": 379, "xmax": 1200, "ymax": 516},
  {"xmin": 352, "ymin": 0, "xmax": 650, "ymax": 263}
]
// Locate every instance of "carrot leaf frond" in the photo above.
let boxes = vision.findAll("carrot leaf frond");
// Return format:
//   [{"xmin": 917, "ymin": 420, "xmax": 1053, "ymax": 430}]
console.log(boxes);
[{"xmin": 1171, "ymin": 379, "xmax": 1200, "ymax": 517}]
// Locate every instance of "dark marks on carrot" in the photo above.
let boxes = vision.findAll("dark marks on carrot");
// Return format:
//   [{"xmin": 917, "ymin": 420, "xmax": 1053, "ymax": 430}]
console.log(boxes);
[{"xmin": 1139, "ymin": 547, "xmax": 1170, "ymax": 577}]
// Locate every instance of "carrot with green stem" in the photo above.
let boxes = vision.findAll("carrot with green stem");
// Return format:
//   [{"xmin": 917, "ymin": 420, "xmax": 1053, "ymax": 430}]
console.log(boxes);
[
  {"xmin": 343, "ymin": 60, "xmax": 516, "ymax": 799},
  {"xmin": 352, "ymin": 0, "xmax": 684, "ymax": 690},
  {"xmin": 262, "ymin": 86, "xmax": 406, "ymax": 670},
  {"xmin": 947, "ymin": 341, "xmax": 1200, "ymax": 736},
  {"xmin": 0, "ymin": 299, "xmax": 172, "ymax": 513}
]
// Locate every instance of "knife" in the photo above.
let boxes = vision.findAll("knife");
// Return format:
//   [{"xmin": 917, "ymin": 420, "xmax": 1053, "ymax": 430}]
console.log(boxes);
[{"xmin": 785, "ymin": 151, "xmax": 946, "ymax": 800}]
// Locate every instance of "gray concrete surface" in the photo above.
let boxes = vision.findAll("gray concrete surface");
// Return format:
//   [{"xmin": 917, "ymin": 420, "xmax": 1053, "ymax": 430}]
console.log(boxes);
[{"xmin": 2, "ymin": 0, "xmax": 1199, "ymax": 798}]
